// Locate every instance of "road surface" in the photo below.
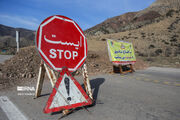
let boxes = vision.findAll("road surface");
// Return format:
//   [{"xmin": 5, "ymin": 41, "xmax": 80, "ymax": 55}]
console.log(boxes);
[
  {"xmin": 0, "ymin": 55, "xmax": 14, "ymax": 64},
  {"xmin": 0, "ymin": 67, "xmax": 180, "ymax": 120}
]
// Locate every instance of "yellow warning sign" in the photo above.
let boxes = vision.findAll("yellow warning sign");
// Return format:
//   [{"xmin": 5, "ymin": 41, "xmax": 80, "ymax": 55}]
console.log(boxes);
[{"xmin": 107, "ymin": 39, "xmax": 136, "ymax": 64}]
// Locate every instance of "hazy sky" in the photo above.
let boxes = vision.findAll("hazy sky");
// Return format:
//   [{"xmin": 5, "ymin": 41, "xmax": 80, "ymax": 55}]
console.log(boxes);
[{"xmin": 0, "ymin": 0, "xmax": 155, "ymax": 30}]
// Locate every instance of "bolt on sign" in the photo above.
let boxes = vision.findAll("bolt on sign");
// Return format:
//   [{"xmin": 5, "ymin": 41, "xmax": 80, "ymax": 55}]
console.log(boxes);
[
  {"xmin": 36, "ymin": 15, "xmax": 92, "ymax": 113},
  {"xmin": 36, "ymin": 15, "xmax": 87, "ymax": 72}
]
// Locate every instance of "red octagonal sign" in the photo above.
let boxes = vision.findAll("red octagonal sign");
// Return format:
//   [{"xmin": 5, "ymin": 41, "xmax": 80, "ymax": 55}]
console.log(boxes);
[{"xmin": 36, "ymin": 15, "xmax": 87, "ymax": 72}]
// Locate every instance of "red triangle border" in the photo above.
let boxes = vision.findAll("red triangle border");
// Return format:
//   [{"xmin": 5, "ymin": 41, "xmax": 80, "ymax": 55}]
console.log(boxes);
[{"xmin": 44, "ymin": 68, "xmax": 92, "ymax": 113}]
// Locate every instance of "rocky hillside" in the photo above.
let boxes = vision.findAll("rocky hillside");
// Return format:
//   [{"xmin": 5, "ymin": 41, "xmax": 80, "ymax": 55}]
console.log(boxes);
[
  {"xmin": 136, "ymin": 0, "xmax": 180, "ymax": 16},
  {"xmin": 87, "ymin": 9, "xmax": 180, "ymax": 67},
  {"xmin": 0, "ymin": 24, "xmax": 35, "ymax": 54},
  {"xmin": 85, "ymin": 0, "xmax": 180, "ymax": 36}
]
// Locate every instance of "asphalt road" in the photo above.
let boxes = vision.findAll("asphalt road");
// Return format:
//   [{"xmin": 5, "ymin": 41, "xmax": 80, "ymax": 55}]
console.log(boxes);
[
  {"xmin": 0, "ymin": 55, "xmax": 14, "ymax": 64},
  {"xmin": 0, "ymin": 67, "xmax": 180, "ymax": 120}
]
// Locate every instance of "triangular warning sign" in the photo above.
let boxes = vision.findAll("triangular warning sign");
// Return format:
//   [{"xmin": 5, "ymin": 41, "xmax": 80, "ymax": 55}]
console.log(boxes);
[{"xmin": 44, "ymin": 68, "xmax": 92, "ymax": 113}]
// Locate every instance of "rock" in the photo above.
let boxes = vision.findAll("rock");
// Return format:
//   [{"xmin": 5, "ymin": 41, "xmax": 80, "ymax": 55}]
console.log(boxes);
[
  {"xmin": 28, "ymin": 73, "xmax": 33, "ymax": 78},
  {"xmin": 101, "ymin": 38, "xmax": 106, "ymax": 41},
  {"xmin": 94, "ymin": 64, "xmax": 99, "ymax": 67},
  {"xmin": 22, "ymin": 73, "xmax": 26, "ymax": 78}
]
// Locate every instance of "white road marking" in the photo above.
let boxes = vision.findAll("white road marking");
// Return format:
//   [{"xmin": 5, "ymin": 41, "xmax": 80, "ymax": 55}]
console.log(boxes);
[{"xmin": 0, "ymin": 96, "xmax": 28, "ymax": 120}]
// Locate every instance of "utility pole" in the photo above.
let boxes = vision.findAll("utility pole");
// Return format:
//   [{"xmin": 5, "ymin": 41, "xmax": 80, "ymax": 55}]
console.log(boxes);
[{"xmin": 16, "ymin": 31, "xmax": 20, "ymax": 52}]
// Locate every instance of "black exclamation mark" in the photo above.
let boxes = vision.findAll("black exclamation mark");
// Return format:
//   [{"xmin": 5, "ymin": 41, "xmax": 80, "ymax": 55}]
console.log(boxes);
[{"xmin": 64, "ymin": 77, "xmax": 71, "ymax": 101}]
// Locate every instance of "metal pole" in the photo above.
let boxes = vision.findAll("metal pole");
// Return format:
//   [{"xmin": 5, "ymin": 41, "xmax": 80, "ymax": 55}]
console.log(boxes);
[{"xmin": 16, "ymin": 31, "xmax": 19, "ymax": 52}]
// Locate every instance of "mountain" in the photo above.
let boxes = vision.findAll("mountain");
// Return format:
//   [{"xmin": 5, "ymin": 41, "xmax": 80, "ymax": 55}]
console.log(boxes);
[
  {"xmin": 85, "ymin": 0, "xmax": 180, "ymax": 36},
  {"xmin": 137, "ymin": 0, "xmax": 180, "ymax": 16},
  {"xmin": 86, "ymin": 9, "xmax": 180, "ymax": 67},
  {"xmin": 85, "ymin": 0, "xmax": 180, "ymax": 68},
  {"xmin": 0, "ymin": 24, "xmax": 35, "ymax": 54}
]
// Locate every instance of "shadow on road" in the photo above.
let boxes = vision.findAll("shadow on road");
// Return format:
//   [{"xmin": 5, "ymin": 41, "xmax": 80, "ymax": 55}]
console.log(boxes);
[
  {"xmin": 81, "ymin": 77, "xmax": 105, "ymax": 105},
  {"xmin": 50, "ymin": 77, "xmax": 105, "ymax": 116},
  {"xmin": 39, "ymin": 93, "xmax": 51, "ymax": 97},
  {"xmin": 90, "ymin": 78, "xmax": 105, "ymax": 105},
  {"xmin": 37, "ymin": 77, "xmax": 105, "ymax": 103}
]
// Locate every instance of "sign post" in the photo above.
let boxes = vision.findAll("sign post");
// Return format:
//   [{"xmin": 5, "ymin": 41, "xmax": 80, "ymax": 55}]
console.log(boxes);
[
  {"xmin": 16, "ymin": 31, "xmax": 20, "ymax": 52},
  {"xmin": 35, "ymin": 15, "xmax": 92, "ymax": 116}
]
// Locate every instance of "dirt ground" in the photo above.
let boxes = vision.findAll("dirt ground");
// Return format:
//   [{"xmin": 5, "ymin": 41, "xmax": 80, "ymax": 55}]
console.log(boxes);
[
  {"xmin": 87, "ymin": 11, "xmax": 180, "ymax": 68},
  {"xmin": 0, "ymin": 43, "xmax": 148, "ymax": 89}
]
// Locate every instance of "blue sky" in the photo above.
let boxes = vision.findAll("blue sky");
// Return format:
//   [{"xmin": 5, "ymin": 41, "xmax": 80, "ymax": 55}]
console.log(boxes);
[{"xmin": 0, "ymin": 0, "xmax": 155, "ymax": 31}]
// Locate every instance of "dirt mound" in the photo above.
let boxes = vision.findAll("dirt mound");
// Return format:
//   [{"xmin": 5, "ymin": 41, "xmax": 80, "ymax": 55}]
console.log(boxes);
[
  {"xmin": 1, "ymin": 46, "xmax": 40, "ymax": 79},
  {"xmin": 0, "ymin": 46, "xmax": 148, "ymax": 83},
  {"xmin": 0, "ymin": 46, "xmax": 40, "ymax": 89}
]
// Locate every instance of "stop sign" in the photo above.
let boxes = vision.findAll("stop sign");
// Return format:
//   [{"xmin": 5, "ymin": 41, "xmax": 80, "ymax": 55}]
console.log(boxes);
[{"xmin": 36, "ymin": 15, "xmax": 87, "ymax": 72}]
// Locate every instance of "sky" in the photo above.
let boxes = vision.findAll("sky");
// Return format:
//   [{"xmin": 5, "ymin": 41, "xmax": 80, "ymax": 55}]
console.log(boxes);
[{"xmin": 0, "ymin": 0, "xmax": 155, "ymax": 31}]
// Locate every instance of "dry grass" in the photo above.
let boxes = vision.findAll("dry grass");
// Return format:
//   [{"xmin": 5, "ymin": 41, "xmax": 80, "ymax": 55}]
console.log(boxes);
[{"xmin": 86, "ymin": 11, "xmax": 180, "ymax": 68}]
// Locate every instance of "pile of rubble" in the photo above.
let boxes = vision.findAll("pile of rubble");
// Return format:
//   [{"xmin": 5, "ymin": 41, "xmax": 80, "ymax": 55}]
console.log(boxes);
[
  {"xmin": 1, "ymin": 46, "xmax": 40, "ymax": 79},
  {"xmin": 0, "ymin": 46, "xmax": 148, "ymax": 88}
]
